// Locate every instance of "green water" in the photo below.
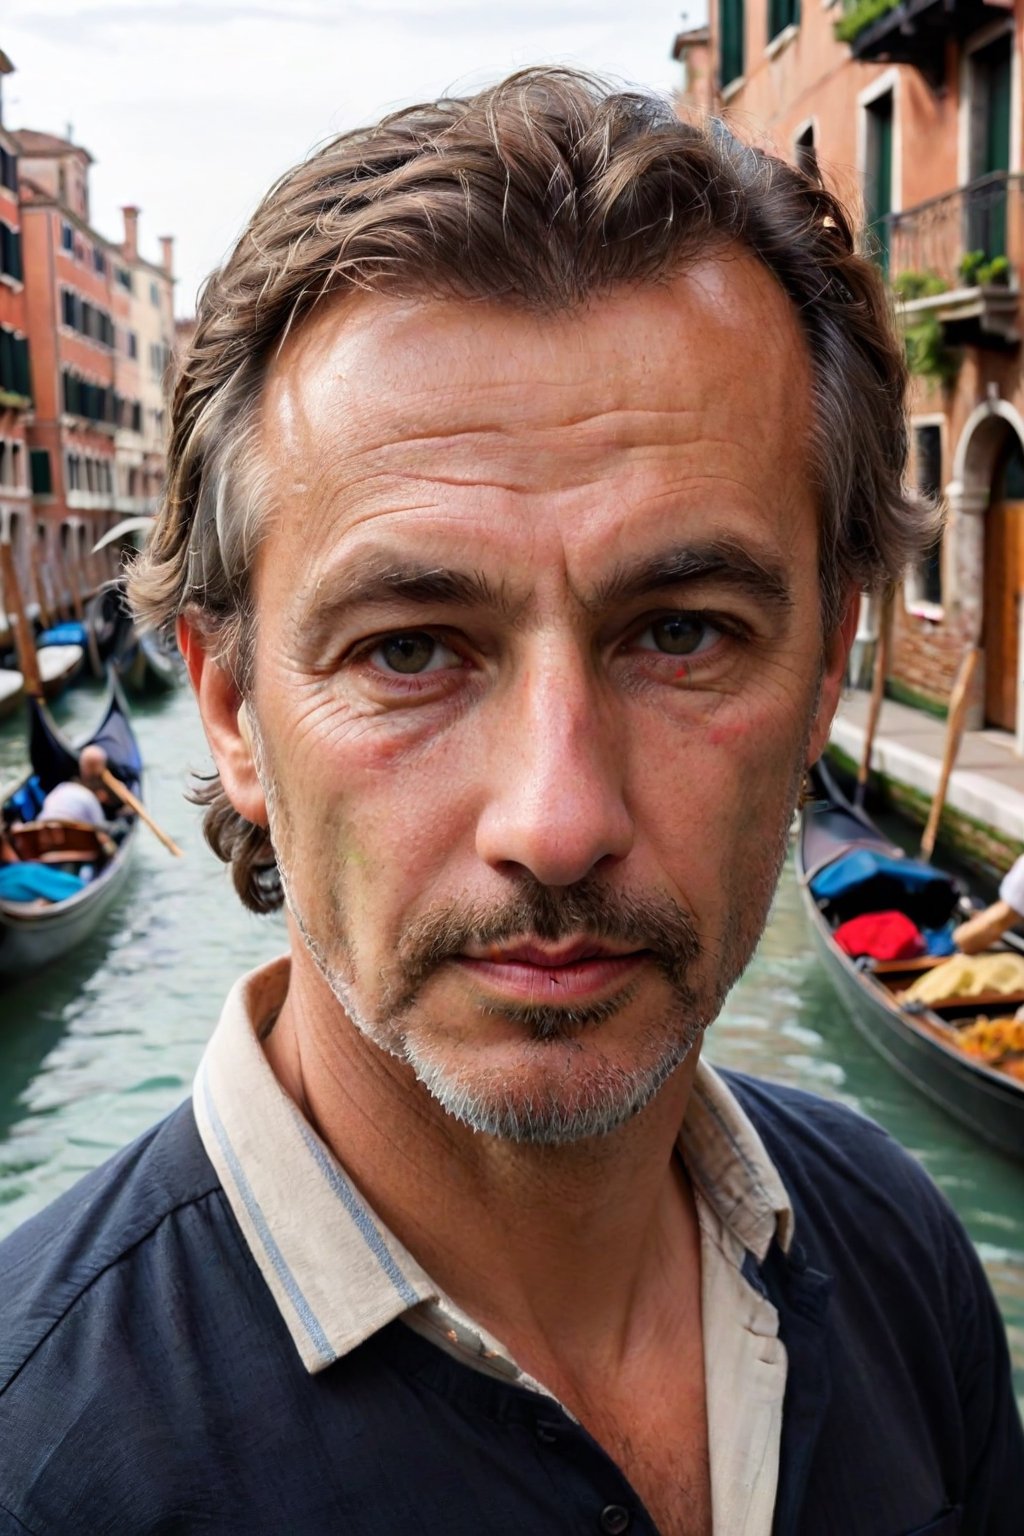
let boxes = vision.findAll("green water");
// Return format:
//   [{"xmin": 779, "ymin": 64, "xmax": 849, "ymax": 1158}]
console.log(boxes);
[{"xmin": 1, "ymin": 680, "xmax": 1022, "ymax": 1414}]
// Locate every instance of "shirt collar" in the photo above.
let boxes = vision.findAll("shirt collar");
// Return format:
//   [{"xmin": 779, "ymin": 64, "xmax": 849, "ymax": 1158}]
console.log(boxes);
[{"xmin": 194, "ymin": 955, "xmax": 794, "ymax": 1375}]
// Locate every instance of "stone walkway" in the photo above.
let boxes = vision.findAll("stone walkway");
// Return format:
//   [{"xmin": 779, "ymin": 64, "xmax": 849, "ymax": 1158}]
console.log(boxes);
[{"xmin": 831, "ymin": 688, "xmax": 1024, "ymax": 847}]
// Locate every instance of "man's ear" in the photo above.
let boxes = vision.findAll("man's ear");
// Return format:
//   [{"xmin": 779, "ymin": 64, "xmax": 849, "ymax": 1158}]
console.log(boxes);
[
  {"xmin": 177, "ymin": 615, "xmax": 269, "ymax": 828},
  {"xmin": 806, "ymin": 586, "xmax": 861, "ymax": 766}
]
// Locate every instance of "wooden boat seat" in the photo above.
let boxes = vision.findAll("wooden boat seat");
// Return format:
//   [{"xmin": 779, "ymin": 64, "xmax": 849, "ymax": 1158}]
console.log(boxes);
[{"xmin": 8, "ymin": 819, "xmax": 108, "ymax": 865}]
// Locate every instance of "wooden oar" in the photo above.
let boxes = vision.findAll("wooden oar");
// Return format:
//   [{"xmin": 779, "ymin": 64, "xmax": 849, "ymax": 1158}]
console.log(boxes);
[
  {"xmin": 0, "ymin": 538, "xmax": 43, "ymax": 699},
  {"xmin": 920, "ymin": 645, "xmax": 981, "ymax": 862},
  {"xmin": 856, "ymin": 587, "xmax": 894, "ymax": 808},
  {"xmin": 101, "ymin": 768, "xmax": 184, "ymax": 858}
]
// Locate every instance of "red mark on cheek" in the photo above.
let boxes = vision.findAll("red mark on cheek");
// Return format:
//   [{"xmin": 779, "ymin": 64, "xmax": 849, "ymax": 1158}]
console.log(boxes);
[{"xmin": 707, "ymin": 721, "xmax": 749, "ymax": 747}]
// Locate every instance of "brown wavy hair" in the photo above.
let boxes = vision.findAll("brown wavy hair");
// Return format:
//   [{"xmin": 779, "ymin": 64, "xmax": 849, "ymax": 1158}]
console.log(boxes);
[{"xmin": 129, "ymin": 67, "xmax": 934, "ymax": 913}]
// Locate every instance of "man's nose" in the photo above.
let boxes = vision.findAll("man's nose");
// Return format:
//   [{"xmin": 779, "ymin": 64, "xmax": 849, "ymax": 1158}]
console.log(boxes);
[{"xmin": 474, "ymin": 648, "xmax": 634, "ymax": 887}]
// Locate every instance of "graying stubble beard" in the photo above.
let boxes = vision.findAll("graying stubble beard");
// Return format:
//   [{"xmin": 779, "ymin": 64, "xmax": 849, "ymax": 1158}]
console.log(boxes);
[{"xmin": 249, "ymin": 694, "xmax": 814, "ymax": 1147}]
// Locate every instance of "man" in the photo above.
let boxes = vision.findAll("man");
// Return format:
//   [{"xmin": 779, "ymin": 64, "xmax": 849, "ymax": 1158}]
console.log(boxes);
[
  {"xmin": 37, "ymin": 743, "xmax": 110, "ymax": 828},
  {"xmin": 0, "ymin": 71, "xmax": 1020, "ymax": 1534}
]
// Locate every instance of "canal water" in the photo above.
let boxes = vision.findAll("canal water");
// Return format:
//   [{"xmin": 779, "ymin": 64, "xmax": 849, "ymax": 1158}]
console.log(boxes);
[{"xmin": 1, "ymin": 677, "xmax": 1022, "ymax": 1416}]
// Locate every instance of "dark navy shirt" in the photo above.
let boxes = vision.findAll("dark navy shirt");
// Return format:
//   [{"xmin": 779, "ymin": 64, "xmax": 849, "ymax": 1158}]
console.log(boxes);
[{"xmin": 0, "ymin": 1073, "xmax": 1021, "ymax": 1534}]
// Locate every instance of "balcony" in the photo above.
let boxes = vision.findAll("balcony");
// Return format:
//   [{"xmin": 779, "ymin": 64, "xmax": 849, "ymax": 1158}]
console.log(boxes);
[
  {"xmin": 883, "ymin": 173, "xmax": 1023, "ymax": 351},
  {"xmin": 838, "ymin": 0, "xmax": 1013, "ymax": 90}
]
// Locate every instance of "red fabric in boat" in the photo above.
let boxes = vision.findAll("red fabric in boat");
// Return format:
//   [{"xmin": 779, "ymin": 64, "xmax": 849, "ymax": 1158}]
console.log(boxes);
[{"xmin": 833, "ymin": 910, "xmax": 926, "ymax": 961}]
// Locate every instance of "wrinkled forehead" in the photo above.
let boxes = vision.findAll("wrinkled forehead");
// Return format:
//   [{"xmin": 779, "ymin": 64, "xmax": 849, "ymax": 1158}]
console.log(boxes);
[{"xmin": 253, "ymin": 254, "xmax": 818, "ymax": 587}]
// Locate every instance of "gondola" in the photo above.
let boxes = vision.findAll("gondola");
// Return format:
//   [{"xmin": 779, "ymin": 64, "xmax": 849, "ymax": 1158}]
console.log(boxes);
[
  {"xmin": 796, "ymin": 760, "xmax": 1024, "ymax": 1161},
  {"xmin": 0, "ymin": 674, "xmax": 143, "ymax": 979}
]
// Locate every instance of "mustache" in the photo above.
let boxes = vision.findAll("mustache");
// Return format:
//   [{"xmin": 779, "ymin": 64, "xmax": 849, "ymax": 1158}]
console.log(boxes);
[{"xmin": 383, "ymin": 880, "xmax": 702, "ymax": 1013}]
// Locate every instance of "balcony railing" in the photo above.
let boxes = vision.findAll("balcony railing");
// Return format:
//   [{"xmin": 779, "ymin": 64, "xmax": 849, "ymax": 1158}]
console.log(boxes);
[
  {"xmin": 885, "ymin": 172, "xmax": 1019, "ymax": 281},
  {"xmin": 839, "ymin": 0, "xmax": 1013, "ymax": 89}
]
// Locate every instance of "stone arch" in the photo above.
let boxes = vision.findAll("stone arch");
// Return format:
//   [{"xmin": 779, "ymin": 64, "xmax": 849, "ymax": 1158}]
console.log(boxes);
[{"xmin": 947, "ymin": 398, "xmax": 1024, "ymax": 741}]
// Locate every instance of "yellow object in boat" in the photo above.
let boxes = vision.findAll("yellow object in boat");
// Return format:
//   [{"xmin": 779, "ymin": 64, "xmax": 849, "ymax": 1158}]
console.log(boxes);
[{"xmin": 901, "ymin": 952, "xmax": 1024, "ymax": 1004}]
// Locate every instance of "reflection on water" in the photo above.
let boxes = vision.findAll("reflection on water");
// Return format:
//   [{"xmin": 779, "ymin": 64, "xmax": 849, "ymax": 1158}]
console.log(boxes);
[{"xmin": 1, "ymin": 681, "xmax": 1021, "ymax": 1411}]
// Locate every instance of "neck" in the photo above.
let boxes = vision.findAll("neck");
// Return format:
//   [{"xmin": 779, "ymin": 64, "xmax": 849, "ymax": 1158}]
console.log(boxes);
[{"xmin": 266, "ymin": 944, "xmax": 703, "ymax": 1385}]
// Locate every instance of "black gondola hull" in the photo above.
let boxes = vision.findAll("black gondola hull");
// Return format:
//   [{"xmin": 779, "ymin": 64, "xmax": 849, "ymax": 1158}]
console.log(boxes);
[{"xmin": 797, "ymin": 766, "xmax": 1024, "ymax": 1162}]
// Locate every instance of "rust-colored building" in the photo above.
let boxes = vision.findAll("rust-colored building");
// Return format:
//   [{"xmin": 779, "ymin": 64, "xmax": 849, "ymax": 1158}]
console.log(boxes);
[
  {"xmin": 15, "ymin": 127, "xmax": 119, "ymax": 604},
  {"xmin": 0, "ymin": 52, "xmax": 34, "ymax": 614},
  {"xmin": 675, "ymin": 0, "xmax": 1024, "ymax": 748}
]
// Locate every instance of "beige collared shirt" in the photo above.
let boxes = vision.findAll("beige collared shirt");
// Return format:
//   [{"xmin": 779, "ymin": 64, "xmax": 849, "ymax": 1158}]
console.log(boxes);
[{"xmin": 194, "ymin": 956, "xmax": 793, "ymax": 1535}]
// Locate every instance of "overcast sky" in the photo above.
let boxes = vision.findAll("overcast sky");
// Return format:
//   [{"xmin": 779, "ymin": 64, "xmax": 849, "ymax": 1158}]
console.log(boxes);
[{"xmin": 3, "ymin": 1, "xmax": 700, "ymax": 317}]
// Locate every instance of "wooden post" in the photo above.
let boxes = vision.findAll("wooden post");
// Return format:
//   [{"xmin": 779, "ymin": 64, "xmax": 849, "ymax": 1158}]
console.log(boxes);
[
  {"xmin": 856, "ymin": 588, "xmax": 894, "ymax": 808},
  {"xmin": 920, "ymin": 646, "xmax": 981, "ymax": 862},
  {"xmin": 31, "ymin": 539, "xmax": 52, "ymax": 630},
  {"xmin": 0, "ymin": 539, "xmax": 43, "ymax": 698},
  {"xmin": 67, "ymin": 548, "xmax": 84, "ymax": 621}
]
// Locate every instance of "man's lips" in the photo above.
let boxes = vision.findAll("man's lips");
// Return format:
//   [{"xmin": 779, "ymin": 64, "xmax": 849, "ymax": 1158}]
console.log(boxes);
[{"xmin": 454, "ymin": 939, "xmax": 650, "ymax": 1001}]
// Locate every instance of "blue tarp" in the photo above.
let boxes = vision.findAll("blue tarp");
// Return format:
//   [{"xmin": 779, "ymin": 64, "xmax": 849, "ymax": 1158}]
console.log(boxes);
[
  {"xmin": 810, "ymin": 850, "xmax": 953, "ymax": 903},
  {"xmin": 38, "ymin": 623, "xmax": 88, "ymax": 649},
  {"xmin": 811, "ymin": 849, "xmax": 961, "ymax": 930}
]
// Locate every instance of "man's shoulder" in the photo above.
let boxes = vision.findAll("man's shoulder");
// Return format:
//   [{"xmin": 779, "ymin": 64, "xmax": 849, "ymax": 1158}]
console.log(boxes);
[
  {"xmin": 718, "ymin": 1067, "xmax": 957, "ymax": 1245},
  {"xmin": 0, "ymin": 1098, "xmax": 221, "ymax": 1394}
]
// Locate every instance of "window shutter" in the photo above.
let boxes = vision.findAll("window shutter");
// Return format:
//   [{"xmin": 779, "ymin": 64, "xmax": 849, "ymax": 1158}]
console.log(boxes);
[{"xmin": 30, "ymin": 449, "xmax": 52, "ymax": 496}]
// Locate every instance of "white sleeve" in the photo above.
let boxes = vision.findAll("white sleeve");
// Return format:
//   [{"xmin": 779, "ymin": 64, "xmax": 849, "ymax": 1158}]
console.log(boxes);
[{"xmin": 998, "ymin": 853, "xmax": 1024, "ymax": 916}]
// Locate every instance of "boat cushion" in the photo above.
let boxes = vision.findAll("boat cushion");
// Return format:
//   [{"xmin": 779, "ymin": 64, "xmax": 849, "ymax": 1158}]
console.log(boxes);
[
  {"xmin": 0, "ymin": 863, "xmax": 84, "ymax": 904},
  {"xmin": 834, "ymin": 910, "xmax": 926, "ymax": 962}
]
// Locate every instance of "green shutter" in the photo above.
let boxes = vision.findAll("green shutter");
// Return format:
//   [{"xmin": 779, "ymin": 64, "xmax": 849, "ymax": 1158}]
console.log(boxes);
[
  {"xmin": 30, "ymin": 449, "xmax": 52, "ymax": 496},
  {"xmin": 14, "ymin": 336, "xmax": 30, "ymax": 399},
  {"xmin": 720, "ymin": 0, "xmax": 745, "ymax": 85},
  {"xmin": 866, "ymin": 94, "xmax": 893, "ymax": 273},
  {"xmin": 768, "ymin": 0, "xmax": 799, "ymax": 39}
]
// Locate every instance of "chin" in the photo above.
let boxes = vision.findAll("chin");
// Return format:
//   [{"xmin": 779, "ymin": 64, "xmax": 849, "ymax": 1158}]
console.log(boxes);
[{"xmin": 396, "ymin": 1019, "xmax": 703, "ymax": 1146}]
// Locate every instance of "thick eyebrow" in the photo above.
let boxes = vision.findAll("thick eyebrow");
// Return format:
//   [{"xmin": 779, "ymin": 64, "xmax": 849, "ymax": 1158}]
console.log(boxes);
[
  {"xmin": 591, "ymin": 538, "xmax": 794, "ymax": 614},
  {"xmin": 293, "ymin": 554, "xmax": 521, "ymax": 641}
]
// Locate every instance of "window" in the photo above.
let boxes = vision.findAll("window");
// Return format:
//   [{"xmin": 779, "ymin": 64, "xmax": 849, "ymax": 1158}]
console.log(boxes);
[
  {"xmin": 0, "ymin": 222, "xmax": 22, "ymax": 282},
  {"xmin": 93, "ymin": 248, "xmax": 107, "ymax": 276},
  {"xmin": 13, "ymin": 335, "xmax": 30, "ymax": 398},
  {"xmin": 131, "ymin": 401, "xmax": 142, "ymax": 432},
  {"xmin": 11, "ymin": 443, "xmax": 21, "ymax": 488},
  {"xmin": 30, "ymin": 450, "xmax": 52, "ymax": 496},
  {"xmin": 0, "ymin": 326, "xmax": 30, "ymax": 399},
  {"xmin": 116, "ymin": 266, "xmax": 133, "ymax": 293},
  {"xmin": 768, "ymin": 0, "xmax": 799, "ymax": 41},
  {"xmin": 127, "ymin": 330, "xmax": 138, "ymax": 360},
  {"xmin": 913, "ymin": 423, "xmax": 943, "ymax": 607},
  {"xmin": 864, "ymin": 90, "xmax": 894, "ymax": 274},
  {"xmin": 719, "ymin": 0, "xmax": 745, "ymax": 87},
  {"xmin": 59, "ymin": 290, "xmax": 114, "ymax": 347},
  {"xmin": 795, "ymin": 124, "xmax": 818, "ymax": 182},
  {"xmin": 0, "ymin": 146, "xmax": 16, "ymax": 192},
  {"xmin": 61, "ymin": 221, "xmax": 74, "ymax": 252},
  {"xmin": 966, "ymin": 33, "xmax": 1012, "ymax": 261},
  {"xmin": 150, "ymin": 280, "xmax": 159, "ymax": 305}
]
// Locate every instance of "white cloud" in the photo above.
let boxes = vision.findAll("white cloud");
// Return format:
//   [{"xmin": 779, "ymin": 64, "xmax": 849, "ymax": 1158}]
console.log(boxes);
[{"xmin": 3, "ymin": 0, "xmax": 695, "ymax": 315}]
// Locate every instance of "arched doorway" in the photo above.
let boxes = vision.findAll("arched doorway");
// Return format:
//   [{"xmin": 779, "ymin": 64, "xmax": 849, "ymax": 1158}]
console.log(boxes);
[{"xmin": 983, "ymin": 434, "xmax": 1024, "ymax": 732}]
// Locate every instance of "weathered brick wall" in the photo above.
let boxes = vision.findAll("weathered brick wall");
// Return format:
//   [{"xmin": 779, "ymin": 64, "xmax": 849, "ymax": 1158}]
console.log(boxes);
[{"xmin": 891, "ymin": 601, "xmax": 976, "ymax": 712}]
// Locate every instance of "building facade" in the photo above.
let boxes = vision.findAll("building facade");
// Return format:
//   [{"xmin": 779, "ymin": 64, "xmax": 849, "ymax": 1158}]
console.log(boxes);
[
  {"xmin": 675, "ymin": 0, "xmax": 1024, "ymax": 747},
  {"xmin": 0, "ymin": 52, "xmax": 34, "ymax": 618},
  {"xmin": 11, "ymin": 128, "xmax": 175, "ymax": 615}
]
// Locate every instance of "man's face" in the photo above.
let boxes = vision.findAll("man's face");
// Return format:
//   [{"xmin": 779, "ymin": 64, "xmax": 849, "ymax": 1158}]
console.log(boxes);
[{"xmin": 217, "ymin": 255, "xmax": 853, "ymax": 1144}]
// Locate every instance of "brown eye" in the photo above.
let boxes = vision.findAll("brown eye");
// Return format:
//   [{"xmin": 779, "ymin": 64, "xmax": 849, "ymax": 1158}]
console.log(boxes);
[
  {"xmin": 649, "ymin": 616, "xmax": 708, "ymax": 655},
  {"xmin": 376, "ymin": 632, "xmax": 440, "ymax": 674}
]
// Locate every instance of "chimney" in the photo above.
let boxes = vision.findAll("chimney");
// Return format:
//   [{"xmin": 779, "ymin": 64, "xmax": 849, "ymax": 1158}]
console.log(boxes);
[
  {"xmin": 159, "ymin": 235, "xmax": 174, "ymax": 278},
  {"xmin": 121, "ymin": 205, "xmax": 139, "ymax": 262}
]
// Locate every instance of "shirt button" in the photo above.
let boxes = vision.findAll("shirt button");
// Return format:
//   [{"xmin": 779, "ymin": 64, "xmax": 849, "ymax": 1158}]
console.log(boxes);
[
  {"xmin": 600, "ymin": 1506, "xmax": 631, "ymax": 1534},
  {"xmin": 534, "ymin": 1420, "xmax": 559, "ymax": 1444}
]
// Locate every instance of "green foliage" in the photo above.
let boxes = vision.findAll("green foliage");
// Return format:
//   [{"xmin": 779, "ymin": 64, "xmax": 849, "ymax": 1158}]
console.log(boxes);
[
  {"xmin": 958, "ymin": 249, "xmax": 987, "ymax": 286},
  {"xmin": 903, "ymin": 313, "xmax": 960, "ymax": 384},
  {"xmin": 958, "ymin": 250, "xmax": 1014, "ymax": 287},
  {"xmin": 891, "ymin": 269, "xmax": 949, "ymax": 301},
  {"xmin": 834, "ymin": 0, "xmax": 899, "ymax": 44}
]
